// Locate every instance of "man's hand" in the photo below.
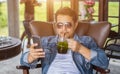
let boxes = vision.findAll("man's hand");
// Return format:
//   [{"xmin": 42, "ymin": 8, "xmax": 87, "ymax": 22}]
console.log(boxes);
[
  {"xmin": 28, "ymin": 43, "xmax": 45, "ymax": 63},
  {"xmin": 67, "ymin": 39, "xmax": 91, "ymax": 60},
  {"xmin": 67, "ymin": 39, "xmax": 81, "ymax": 52}
]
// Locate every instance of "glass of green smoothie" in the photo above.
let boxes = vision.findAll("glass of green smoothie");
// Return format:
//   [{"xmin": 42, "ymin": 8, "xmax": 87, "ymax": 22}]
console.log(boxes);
[{"xmin": 57, "ymin": 37, "xmax": 68, "ymax": 54}]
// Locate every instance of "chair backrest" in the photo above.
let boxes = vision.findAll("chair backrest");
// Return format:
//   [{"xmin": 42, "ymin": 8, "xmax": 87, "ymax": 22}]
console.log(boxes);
[
  {"xmin": 30, "ymin": 21, "xmax": 55, "ymax": 37},
  {"xmin": 76, "ymin": 22, "xmax": 111, "ymax": 48},
  {"xmin": 29, "ymin": 21, "xmax": 111, "ymax": 48}
]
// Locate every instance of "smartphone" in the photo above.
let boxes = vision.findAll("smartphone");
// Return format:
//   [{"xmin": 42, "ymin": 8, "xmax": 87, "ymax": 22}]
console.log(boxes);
[{"xmin": 32, "ymin": 35, "xmax": 41, "ymax": 49}]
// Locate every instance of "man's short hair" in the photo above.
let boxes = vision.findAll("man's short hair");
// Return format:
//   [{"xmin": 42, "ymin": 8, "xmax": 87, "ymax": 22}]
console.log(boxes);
[{"xmin": 55, "ymin": 7, "xmax": 78, "ymax": 23}]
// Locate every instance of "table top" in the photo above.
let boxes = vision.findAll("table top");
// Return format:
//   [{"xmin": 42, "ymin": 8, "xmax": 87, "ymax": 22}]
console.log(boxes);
[{"xmin": 0, "ymin": 36, "xmax": 21, "ymax": 61}]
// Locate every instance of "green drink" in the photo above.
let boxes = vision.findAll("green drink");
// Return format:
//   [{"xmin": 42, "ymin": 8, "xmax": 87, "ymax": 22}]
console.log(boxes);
[{"xmin": 57, "ymin": 41, "xmax": 68, "ymax": 54}]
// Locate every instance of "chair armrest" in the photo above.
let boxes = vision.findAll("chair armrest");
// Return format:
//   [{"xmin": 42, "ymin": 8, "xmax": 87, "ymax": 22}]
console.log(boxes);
[
  {"xmin": 105, "ymin": 35, "xmax": 120, "ymax": 48},
  {"xmin": 93, "ymin": 65, "xmax": 110, "ymax": 73},
  {"xmin": 16, "ymin": 64, "xmax": 41, "ymax": 69},
  {"xmin": 16, "ymin": 64, "xmax": 110, "ymax": 73},
  {"xmin": 108, "ymin": 30, "xmax": 119, "ymax": 39}
]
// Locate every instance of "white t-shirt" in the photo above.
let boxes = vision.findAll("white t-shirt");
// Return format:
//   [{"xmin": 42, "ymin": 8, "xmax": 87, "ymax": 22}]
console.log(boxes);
[{"xmin": 47, "ymin": 50, "xmax": 80, "ymax": 74}]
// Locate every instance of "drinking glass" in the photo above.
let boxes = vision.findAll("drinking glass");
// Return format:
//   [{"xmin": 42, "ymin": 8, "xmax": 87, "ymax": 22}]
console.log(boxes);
[{"xmin": 57, "ymin": 37, "xmax": 68, "ymax": 54}]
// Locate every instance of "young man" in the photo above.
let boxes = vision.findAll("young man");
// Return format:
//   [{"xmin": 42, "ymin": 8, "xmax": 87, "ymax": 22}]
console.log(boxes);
[{"xmin": 20, "ymin": 7, "xmax": 109, "ymax": 74}]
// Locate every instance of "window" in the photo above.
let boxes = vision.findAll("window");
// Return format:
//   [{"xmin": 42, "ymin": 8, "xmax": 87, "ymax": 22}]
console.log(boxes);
[
  {"xmin": 108, "ymin": 0, "xmax": 119, "ymax": 32},
  {"xmin": 0, "ymin": 0, "xmax": 8, "ymax": 36}
]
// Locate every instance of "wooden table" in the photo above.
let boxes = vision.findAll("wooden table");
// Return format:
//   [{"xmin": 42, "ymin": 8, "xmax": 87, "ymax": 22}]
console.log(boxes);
[{"xmin": 0, "ymin": 37, "xmax": 21, "ymax": 61}]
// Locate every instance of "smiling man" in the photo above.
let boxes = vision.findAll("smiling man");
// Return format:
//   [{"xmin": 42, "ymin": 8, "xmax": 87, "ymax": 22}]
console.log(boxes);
[{"xmin": 20, "ymin": 7, "xmax": 109, "ymax": 74}]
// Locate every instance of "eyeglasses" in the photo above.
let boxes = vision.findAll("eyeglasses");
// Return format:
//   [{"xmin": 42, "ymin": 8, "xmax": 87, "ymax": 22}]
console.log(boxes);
[{"xmin": 55, "ymin": 22, "xmax": 72, "ymax": 29}]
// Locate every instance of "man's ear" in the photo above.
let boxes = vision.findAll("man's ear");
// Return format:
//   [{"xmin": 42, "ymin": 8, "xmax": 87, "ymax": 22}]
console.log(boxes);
[
  {"xmin": 74, "ymin": 21, "xmax": 78, "ymax": 30},
  {"xmin": 53, "ymin": 23, "xmax": 57, "ymax": 35}
]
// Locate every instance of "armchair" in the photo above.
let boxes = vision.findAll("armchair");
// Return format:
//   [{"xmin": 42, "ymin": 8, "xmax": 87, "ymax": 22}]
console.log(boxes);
[{"xmin": 17, "ymin": 21, "xmax": 111, "ymax": 74}]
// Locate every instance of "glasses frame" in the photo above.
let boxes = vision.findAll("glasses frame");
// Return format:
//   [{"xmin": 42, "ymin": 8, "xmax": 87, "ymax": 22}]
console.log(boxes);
[{"xmin": 55, "ymin": 22, "xmax": 73, "ymax": 29}]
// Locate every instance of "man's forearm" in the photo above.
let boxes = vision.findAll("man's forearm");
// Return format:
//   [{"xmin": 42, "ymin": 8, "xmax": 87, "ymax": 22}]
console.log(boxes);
[{"xmin": 78, "ymin": 45, "xmax": 91, "ymax": 61}]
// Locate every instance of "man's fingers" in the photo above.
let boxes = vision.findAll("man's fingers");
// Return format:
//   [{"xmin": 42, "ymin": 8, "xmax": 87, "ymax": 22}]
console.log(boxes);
[
  {"xmin": 33, "ymin": 52, "xmax": 45, "ymax": 58},
  {"xmin": 35, "ymin": 48, "xmax": 44, "ymax": 52},
  {"xmin": 31, "ymin": 48, "xmax": 44, "ymax": 55},
  {"xmin": 67, "ymin": 39, "xmax": 74, "ymax": 43},
  {"xmin": 30, "ymin": 43, "xmax": 38, "ymax": 49},
  {"xmin": 37, "ymin": 52, "xmax": 45, "ymax": 56},
  {"xmin": 67, "ymin": 39, "xmax": 74, "ymax": 45},
  {"xmin": 30, "ymin": 51, "xmax": 45, "ymax": 59}
]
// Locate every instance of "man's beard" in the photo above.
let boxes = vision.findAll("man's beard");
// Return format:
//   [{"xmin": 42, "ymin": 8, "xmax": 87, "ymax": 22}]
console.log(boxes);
[
  {"xmin": 64, "ymin": 33, "xmax": 74, "ymax": 39},
  {"xmin": 59, "ymin": 31, "xmax": 74, "ymax": 39}
]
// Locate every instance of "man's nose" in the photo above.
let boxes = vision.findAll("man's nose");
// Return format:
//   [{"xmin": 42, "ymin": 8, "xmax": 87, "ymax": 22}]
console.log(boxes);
[
  {"xmin": 61, "ymin": 26, "xmax": 67, "ymax": 35},
  {"xmin": 62, "ymin": 25, "xmax": 67, "ymax": 30}
]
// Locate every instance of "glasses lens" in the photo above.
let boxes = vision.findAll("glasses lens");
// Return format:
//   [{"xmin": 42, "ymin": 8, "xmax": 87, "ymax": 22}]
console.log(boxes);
[
  {"xmin": 56, "ymin": 22, "xmax": 72, "ymax": 29},
  {"xmin": 56, "ymin": 22, "xmax": 63, "ymax": 29},
  {"xmin": 65, "ymin": 22, "xmax": 72, "ymax": 28}
]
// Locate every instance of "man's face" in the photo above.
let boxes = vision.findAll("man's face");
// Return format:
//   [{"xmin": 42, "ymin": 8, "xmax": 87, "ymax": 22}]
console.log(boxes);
[{"xmin": 54, "ymin": 15, "xmax": 78, "ymax": 38}]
